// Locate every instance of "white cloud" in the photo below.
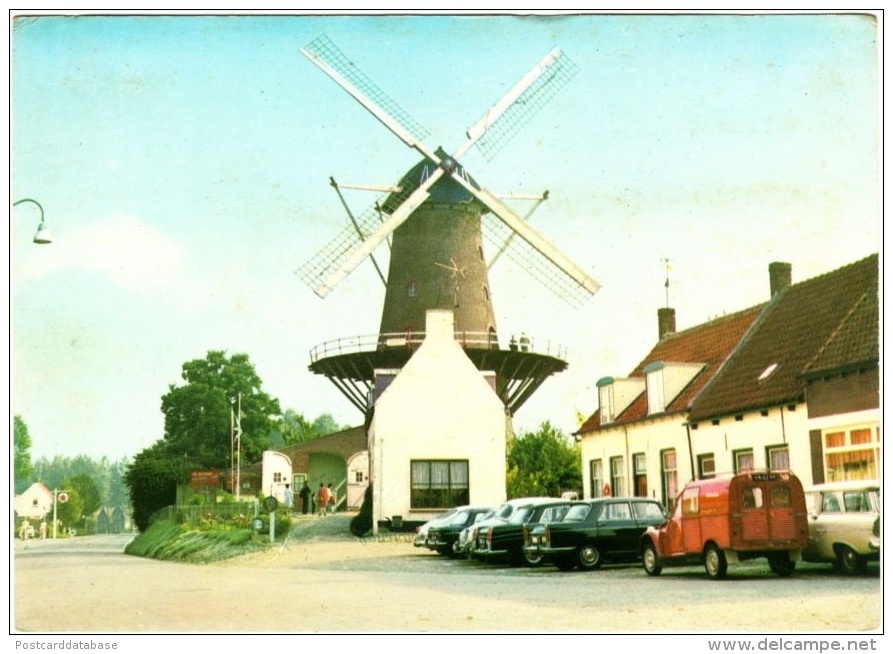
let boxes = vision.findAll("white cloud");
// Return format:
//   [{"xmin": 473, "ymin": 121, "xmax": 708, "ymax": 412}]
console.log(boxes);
[{"xmin": 22, "ymin": 213, "xmax": 186, "ymax": 291}]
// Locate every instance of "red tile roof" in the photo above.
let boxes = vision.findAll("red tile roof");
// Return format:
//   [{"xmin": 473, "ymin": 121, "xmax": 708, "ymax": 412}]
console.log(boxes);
[{"xmin": 577, "ymin": 304, "xmax": 765, "ymax": 433}]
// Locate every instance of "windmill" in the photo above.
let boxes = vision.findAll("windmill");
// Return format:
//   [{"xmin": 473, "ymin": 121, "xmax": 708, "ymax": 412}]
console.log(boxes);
[{"xmin": 298, "ymin": 35, "xmax": 600, "ymax": 415}]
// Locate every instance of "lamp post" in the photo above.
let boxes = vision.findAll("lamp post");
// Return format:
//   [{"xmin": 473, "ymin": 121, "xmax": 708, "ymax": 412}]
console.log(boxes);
[{"xmin": 13, "ymin": 197, "xmax": 53, "ymax": 244}]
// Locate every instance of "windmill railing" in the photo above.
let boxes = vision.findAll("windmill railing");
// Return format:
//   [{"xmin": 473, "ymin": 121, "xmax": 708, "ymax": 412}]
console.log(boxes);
[{"xmin": 309, "ymin": 330, "xmax": 567, "ymax": 363}]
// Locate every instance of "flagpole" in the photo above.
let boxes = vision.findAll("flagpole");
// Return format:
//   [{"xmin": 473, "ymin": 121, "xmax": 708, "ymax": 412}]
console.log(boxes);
[
  {"xmin": 236, "ymin": 392, "xmax": 242, "ymax": 502},
  {"xmin": 230, "ymin": 407, "xmax": 235, "ymax": 498}
]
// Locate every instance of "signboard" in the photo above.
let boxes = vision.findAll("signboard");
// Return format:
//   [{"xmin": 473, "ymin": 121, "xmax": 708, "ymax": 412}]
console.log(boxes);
[
  {"xmin": 57, "ymin": 492, "xmax": 69, "ymax": 503},
  {"xmin": 190, "ymin": 469, "xmax": 221, "ymax": 487},
  {"xmin": 263, "ymin": 496, "xmax": 278, "ymax": 512}
]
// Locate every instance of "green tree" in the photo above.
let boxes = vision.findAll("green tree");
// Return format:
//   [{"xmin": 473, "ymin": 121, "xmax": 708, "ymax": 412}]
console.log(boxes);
[
  {"xmin": 311, "ymin": 413, "xmax": 341, "ymax": 436},
  {"xmin": 55, "ymin": 477, "xmax": 85, "ymax": 532},
  {"xmin": 275, "ymin": 409, "xmax": 317, "ymax": 445},
  {"xmin": 124, "ymin": 440, "xmax": 191, "ymax": 532},
  {"xmin": 69, "ymin": 474, "xmax": 101, "ymax": 525},
  {"xmin": 160, "ymin": 350, "xmax": 282, "ymax": 469},
  {"xmin": 14, "ymin": 415, "xmax": 34, "ymax": 493},
  {"xmin": 506, "ymin": 421, "xmax": 581, "ymax": 498}
]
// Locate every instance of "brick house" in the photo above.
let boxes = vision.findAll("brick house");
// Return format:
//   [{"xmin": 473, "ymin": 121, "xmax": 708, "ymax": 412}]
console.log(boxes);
[{"xmin": 577, "ymin": 254, "xmax": 879, "ymax": 506}]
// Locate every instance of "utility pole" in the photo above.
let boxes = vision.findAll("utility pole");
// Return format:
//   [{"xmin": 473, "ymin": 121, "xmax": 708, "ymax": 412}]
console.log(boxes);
[{"xmin": 52, "ymin": 488, "xmax": 70, "ymax": 539}]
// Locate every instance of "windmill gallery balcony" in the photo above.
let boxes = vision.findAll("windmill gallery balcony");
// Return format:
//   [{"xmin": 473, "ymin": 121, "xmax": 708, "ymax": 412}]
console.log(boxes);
[{"xmin": 308, "ymin": 330, "xmax": 568, "ymax": 416}]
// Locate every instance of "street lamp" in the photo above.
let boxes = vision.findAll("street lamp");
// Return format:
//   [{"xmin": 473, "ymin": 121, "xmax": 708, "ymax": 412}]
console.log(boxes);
[{"xmin": 13, "ymin": 197, "xmax": 53, "ymax": 244}]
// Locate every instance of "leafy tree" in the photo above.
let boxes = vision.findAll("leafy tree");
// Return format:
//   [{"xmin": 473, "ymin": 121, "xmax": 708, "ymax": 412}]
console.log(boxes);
[
  {"xmin": 55, "ymin": 477, "xmax": 85, "ymax": 531},
  {"xmin": 124, "ymin": 440, "xmax": 191, "ymax": 532},
  {"xmin": 14, "ymin": 415, "xmax": 34, "ymax": 493},
  {"xmin": 69, "ymin": 474, "xmax": 101, "ymax": 521},
  {"xmin": 311, "ymin": 413, "xmax": 342, "ymax": 436},
  {"xmin": 275, "ymin": 409, "xmax": 317, "ymax": 445},
  {"xmin": 160, "ymin": 350, "xmax": 282, "ymax": 469},
  {"xmin": 506, "ymin": 421, "xmax": 581, "ymax": 499}
]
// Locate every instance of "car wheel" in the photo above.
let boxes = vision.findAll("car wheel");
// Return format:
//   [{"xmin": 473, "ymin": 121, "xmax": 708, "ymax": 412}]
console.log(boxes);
[
  {"xmin": 436, "ymin": 545, "xmax": 452, "ymax": 557},
  {"xmin": 642, "ymin": 542, "xmax": 662, "ymax": 577},
  {"xmin": 554, "ymin": 556, "xmax": 576, "ymax": 571},
  {"xmin": 768, "ymin": 553, "xmax": 796, "ymax": 577},
  {"xmin": 522, "ymin": 548, "xmax": 544, "ymax": 567},
  {"xmin": 577, "ymin": 543, "xmax": 603, "ymax": 571},
  {"xmin": 704, "ymin": 544, "xmax": 728, "ymax": 580},
  {"xmin": 836, "ymin": 545, "xmax": 868, "ymax": 575}
]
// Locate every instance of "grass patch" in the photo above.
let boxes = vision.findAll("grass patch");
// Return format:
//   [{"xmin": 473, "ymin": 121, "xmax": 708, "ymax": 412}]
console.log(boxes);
[{"xmin": 125, "ymin": 519, "xmax": 272, "ymax": 563}]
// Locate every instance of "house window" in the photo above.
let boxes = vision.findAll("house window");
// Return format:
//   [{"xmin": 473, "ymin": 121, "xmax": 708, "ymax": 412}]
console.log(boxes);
[
  {"xmin": 410, "ymin": 460, "xmax": 469, "ymax": 509},
  {"xmin": 646, "ymin": 369, "xmax": 665, "ymax": 415},
  {"xmin": 661, "ymin": 449, "xmax": 678, "ymax": 507},
  {"xmin": 823, "ymin": 425, "xmax": 879, "ymax": 482},
  {"xmin": 633, "ymin": 453, "xmax": 647, "ymax": 497},
  {"xmin": 273, "ymin": 472, "xmax": 283, "ymax": 482},
  {"xmin": 354, "ymin": 471, "xmax": 364, "ymax": 483},
  {"xmin": 697, "ymin": 453, "xmax": 715, "ymax": 479},
  {"xmin": 734, "ymin": 449, "xmax": 754, "ymax": 473},
  {"xmin": 610, "ymin": 456, "xmax": 625, "ymax": 496},
  {"xmin": 599, "ymin": 385, "xmax": 615, "ymax": 424},
  {"xmin": 767, "ymin": 445, "xmax": 790, "ymax": 470},
  {"xmin": 589, "ymin": 459, "xmax": 604, "ymax": 498}
]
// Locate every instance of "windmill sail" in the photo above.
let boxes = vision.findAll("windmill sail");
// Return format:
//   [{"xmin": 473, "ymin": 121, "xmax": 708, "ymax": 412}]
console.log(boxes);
[{"xmin": 298, "ymin": 35, "xmax": 599, "ymax": 306}]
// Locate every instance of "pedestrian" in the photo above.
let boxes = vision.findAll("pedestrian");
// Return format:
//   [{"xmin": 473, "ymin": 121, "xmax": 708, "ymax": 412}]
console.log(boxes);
[
  {"xmin": 39, "ymin": 520, "xmax": 47, "ymax": 540},
  {"xmin": 317, "ymin": 483, "xmax": 329, "ymax": 517},
  {"xmin": 283, "ymin": 484, "xmax": 294, "ymax": 512},
  {"xmin": 519, "ymin": 332, "xmax": 530, "ymax": 352},
  {"xmin": 299, "ymin": 481, "xmax": 311, "ymax": 515},
  {"xmin": 509, "ymin": 335, "xmax": 518, "ymax": 351},
  {"xmin": 327, "ymin": 483, "xmax": 337, "ymax": 514},
  {"xmin": 19, "ymin": 519, "xmax": 30, "ymax": 541}
]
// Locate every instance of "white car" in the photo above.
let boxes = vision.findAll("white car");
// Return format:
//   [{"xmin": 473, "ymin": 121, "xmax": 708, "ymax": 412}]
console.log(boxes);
[{"xmin": 801, "ymin": 480, "xmax": 880, "ymax": 574}]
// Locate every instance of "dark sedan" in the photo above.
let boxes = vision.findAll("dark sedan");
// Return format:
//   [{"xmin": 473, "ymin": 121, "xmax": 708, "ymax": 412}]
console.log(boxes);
[
  {"xmin": 524, "ymin": 497, "xmax": 668, "ymax": 571},
  {"xmin": 473, "ymin": 500, "xmax": 573, "ymax": 566},
  {"xmin": 425, "ymin": 505, "xmax": 494, "ymax": 557}
]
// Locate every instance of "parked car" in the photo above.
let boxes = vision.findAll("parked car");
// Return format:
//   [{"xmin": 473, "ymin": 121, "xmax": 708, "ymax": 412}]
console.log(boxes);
[
  {"xmin": 413, "ymin": 508, "xmax": 460, "ymax": 548},
  {"xmin": 425, "ymin": 505, "xmax": 494, "ymax": 557},
  {"xmin": 524, "ymin": 497, "xmax": 668, "ymax": 571},
  {"xmin": 801, "ymin": 480, "xmax": 881, "ymax": 574},
  {"xmin": 473, "ymin": 499, "xmax": 573, "ymax": 566},
  {"xmin": 453, "ymin": 509, "xmax": 495, "ymax": 558},
  {"xmin": 641, "ymin": 470, "xmax": 809, "ymax": 580}
]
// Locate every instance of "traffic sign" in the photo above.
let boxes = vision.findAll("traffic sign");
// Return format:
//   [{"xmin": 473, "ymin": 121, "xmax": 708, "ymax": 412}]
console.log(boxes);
[{"xmin": 58, "ymin": 492, "xmax": 69, "ymax": 503}]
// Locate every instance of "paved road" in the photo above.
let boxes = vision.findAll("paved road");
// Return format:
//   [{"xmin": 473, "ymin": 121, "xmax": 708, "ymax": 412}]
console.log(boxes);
[{"xmin": 12, "ymin": 532, "xmax": 882, "ymax": 635}]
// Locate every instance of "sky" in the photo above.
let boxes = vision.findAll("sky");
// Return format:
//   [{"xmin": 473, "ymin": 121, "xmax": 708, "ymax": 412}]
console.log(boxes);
[{"xmin": 9, "ymin": 10, "xmax": 881, "ymax": 462}]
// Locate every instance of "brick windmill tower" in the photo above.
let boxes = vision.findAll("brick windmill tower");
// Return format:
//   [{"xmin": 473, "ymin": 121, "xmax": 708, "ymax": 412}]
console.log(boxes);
[{"xmin": 297, "ymin": 35, "xmax": 600, "ymax": 428}]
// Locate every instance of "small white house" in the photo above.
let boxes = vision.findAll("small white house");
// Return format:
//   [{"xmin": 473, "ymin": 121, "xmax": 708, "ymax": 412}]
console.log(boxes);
[
  {"xmin": 14, "ymin": 482, "xmax": 54, "ymax": 520},
  {"xmin": 369, "ymin": 309, "xmax": 508, "ymax": 532},
  {"xmin": 261, "ymin": 450, "xmax": 293, "ymax": 502}
]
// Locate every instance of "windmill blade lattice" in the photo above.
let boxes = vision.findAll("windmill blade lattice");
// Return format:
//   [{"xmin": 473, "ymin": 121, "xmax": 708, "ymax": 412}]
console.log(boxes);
[
  {"xmin": 480, "ymin": 212, "xmax": 594, "ymax": 309},
  {"xmin": 296, "ymin": 181, "xmax": 416, "ymax": 295},
  {"xmin": 470, "ymin": 49, "xmax": 579, "ymax": 162},
  {"xmin": 301, "ymin": 35, "xmax": 431, "ymax": 148}
]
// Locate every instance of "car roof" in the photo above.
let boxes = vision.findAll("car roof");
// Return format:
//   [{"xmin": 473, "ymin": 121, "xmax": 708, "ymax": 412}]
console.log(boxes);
[{"xmin": 805, "ymin": 480, "xmax": 880, "ymax": 493}]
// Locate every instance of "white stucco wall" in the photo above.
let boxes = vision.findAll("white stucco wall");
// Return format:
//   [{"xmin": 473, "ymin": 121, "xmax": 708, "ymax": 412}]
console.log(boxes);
[
  {"xmin": 261, "ymin": 450, "xmax": 293, "ymax": 501},
  {"xmin": 580, "ymin": 402, "xmax": 815, "ymax": 505},
  {"xmin": 369, "ymin": 310, "xmax": 507, "ymax": 530}
]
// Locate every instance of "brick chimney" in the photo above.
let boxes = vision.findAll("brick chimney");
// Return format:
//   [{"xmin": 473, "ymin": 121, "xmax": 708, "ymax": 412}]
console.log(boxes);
[
  {"xmin": 658, "ymin": 307, "xmax": 676, "ymax": 340},
  {"xmin": 769, "ymin": 262, "xmax": 792, "ymax": 297}
]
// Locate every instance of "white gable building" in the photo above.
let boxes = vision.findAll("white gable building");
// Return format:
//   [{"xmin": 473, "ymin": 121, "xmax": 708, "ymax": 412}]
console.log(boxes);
[{"xmin": 369, "ymin": 310, "xmax": 507, "ymax": 532}]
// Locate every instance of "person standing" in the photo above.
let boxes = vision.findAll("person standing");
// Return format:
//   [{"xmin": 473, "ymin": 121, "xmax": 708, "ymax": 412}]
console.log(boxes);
[
  {"xmin": 39, "ymin": 520, "xmax": 47, "ymax": 540},
  {"xmin": 327, "ymin": 483, "xmax": 337, "ymax": 514},
  {"xmin": 299, "ymin": 481, "xmax": 311, "ymax": 515},
  {"xmin": 283, "ymin": 484, "xmax": 294, "ymax": 513},
  {"xmin": 317, "ymin": 483, "xmax": 329, "ymax": 517}
]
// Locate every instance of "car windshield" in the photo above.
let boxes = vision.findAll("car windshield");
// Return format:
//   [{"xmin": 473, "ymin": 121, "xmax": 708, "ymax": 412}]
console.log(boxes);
[
  {"xmin": 495, "ymin": 503, "xmax": 518, "ymax": 519},
  {"xmin": 561, "ymin": 504, "xmax": 590, "ymax": 522},
  {"xmin": 537, "ymin": 505, "xmax": 570, "ymax": 523},
  {"xmin": 449, "ymin": 511, "xmax": 471, "ymax": 526},
  {"xmin": 507, "ymin": 507, "xmax": 534, "ymax": 525}
]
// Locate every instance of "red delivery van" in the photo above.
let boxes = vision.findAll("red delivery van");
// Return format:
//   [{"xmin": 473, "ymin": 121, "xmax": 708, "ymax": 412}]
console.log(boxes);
[{"xmin": 641, "ymin": 470, "xmax": 809, "ymax": 580}]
